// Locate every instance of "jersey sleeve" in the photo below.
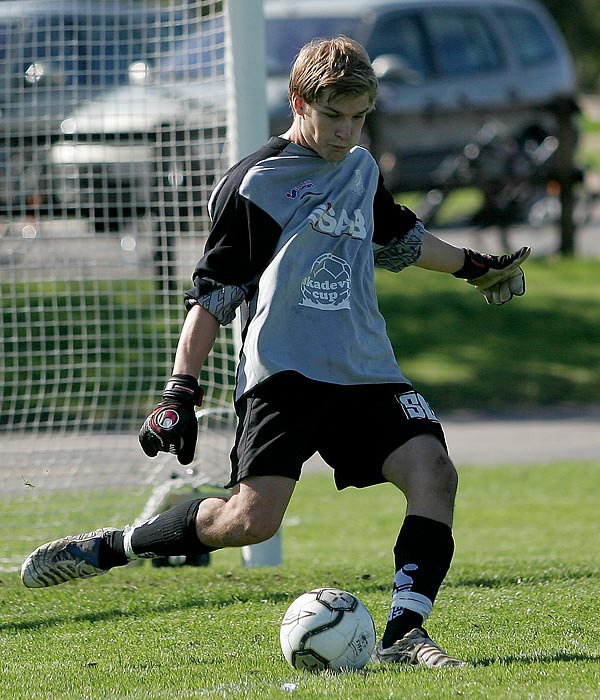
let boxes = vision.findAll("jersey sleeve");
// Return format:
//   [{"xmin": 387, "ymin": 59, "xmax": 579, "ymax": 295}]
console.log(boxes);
[
  {"xmin": 184, "ymin": 178, "xmax": 282, "ymax": 325},
  {"xmin": 371, "ymin": 174, "xmax": 424, "ymax": 272}
]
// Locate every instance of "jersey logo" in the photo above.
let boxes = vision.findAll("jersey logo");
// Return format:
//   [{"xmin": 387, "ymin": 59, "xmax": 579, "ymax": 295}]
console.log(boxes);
[
  {"xmin": 299, "ymin": 253, "xmax": 351, "ymax": 311},
  {"xmin": 308, "ymin": 202, "xmax": 367, "ymax": 240},
  {"xmin": 286, "ymin": 179, "xmax": 315, "ymax": 199},
  {"xmin": 351, "ymin": 169, "xmax": 366, "ymax": 195}
]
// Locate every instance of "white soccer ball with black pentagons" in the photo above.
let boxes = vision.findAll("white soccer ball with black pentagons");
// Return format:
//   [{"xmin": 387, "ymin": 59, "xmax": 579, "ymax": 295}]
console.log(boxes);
[{"xmin": 280, "ymin": 587, "xmax": 376, "ymax": 671}]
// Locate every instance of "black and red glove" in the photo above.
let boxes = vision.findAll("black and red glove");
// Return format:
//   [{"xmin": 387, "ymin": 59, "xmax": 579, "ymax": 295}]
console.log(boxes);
[
  {"xmin": 453, "ymin": 246, "xmax": 531, "ymax": 305},
  {"xmin": 139, "ymin": 374, "xmax": 203, "ymax": 465}
]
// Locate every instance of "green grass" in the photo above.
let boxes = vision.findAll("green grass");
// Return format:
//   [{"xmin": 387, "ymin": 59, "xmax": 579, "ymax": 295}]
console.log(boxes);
[
  {"xmin": 2, "ymin": 462, "xmax": 600, "ymax": 699},
  {"xmin": 376, "ymin": 257, "xmax": 600, "ymax": 412},
  {"xmin": 0, "ymin": 279, "xmax": 235, "ymax": 428},
  {"xmin": 396, "ymin": 187, "xmax": 485, "ymax": 227}
]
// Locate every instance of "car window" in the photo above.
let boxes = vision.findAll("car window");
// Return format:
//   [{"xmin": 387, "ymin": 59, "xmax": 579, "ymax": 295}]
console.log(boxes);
[
  {"xmin": 265, "ymin": 17, "xmax": 361, "ymax": 75},
  {"xmin": 368, "ymin": 13, "xmax": 431, "ymax": 78},
  {"xmin": 495, "ymin": 7, "xmax": 557, "ymax": 67},
  {"xmin": 1, "ymin": 9, "xmax": 182, "ymax": 97},
  {"xmin": 424, "ymin": 10, "xmax": 504, "ymax": 76},
  {"xmin": 157, "ymin": 17, "xmax": 225, "ymax": 82},
  {"xmin": 81, "ymin": 23, "xmax": 164, "ymax": 87}
]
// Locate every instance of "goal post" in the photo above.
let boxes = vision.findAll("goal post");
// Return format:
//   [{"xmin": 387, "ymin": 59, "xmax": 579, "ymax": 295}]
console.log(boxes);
[
  {"xmin": 224, "ymin": 0, "xmax": 282, "ymax": 567},
  {"xmin": 0, "ymin": 0, "xmax": 271, "ymax": 572},
  {"xmin": 225, "ymin": 0, "xmax": 269, "ymax": 164}
]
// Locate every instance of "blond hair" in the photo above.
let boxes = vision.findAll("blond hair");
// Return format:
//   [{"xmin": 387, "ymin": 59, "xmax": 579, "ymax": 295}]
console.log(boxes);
[{"xmin": 288, "ymin": 36, "xmax": 378, "ymax": 108}]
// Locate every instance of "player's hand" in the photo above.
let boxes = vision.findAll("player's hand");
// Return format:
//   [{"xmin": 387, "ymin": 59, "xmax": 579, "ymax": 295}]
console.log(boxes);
[
  {"xmin": 138, "ymin": 374, "xmax": 203, "ymax": 465},
  {"xmin": 453, "ymin": 246, "xmax": 531, "ymax": 305}
]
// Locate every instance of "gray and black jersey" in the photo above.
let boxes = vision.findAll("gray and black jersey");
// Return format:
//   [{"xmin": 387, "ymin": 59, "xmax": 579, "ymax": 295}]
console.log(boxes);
[{"xmin": 185, "ymin": 137, "xmax": 424, "ymax": 400}]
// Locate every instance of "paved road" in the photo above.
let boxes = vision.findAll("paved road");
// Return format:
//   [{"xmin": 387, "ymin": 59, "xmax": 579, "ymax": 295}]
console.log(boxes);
[
  {"xmin": 427, "ymin": 211, "xmax": 600, "ymax": 259},
  {"xmin": 2, "ymin": 185, "xmax": 599, "ymax": 278},
  {"xmin": 439, "ymin": 410, "xmax": 600, "ymax": 466}
]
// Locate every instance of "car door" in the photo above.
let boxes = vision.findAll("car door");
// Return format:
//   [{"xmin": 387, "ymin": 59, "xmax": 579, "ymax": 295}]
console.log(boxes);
[{"xmin": 366, "ymin": 6, "xmax": 509, "ymax": 190}]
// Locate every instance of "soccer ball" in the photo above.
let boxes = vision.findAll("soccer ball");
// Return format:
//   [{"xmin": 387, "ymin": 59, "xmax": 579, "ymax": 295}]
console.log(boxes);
[{"xmin": 280, "ymin": 587, "xmax": 376, "ymax": 671}]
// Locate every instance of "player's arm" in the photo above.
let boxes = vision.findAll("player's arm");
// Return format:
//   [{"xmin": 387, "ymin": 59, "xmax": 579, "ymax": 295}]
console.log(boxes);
[
  {"xmin": 416, "ymin": 230, "xmax": 531, "ymax": 305},
  {"xmin": 139, "ymin": 184, "xmax": 282, "ymax": 465},
  {"xmin": 138, "ymin": 305, "xmax": 219, "ymax": 466},
  {"xmin": 371, "ymin": 175, "xmax": 530, "ymax": 305},
  {"xmin": 413, "ymin": 230, "xmax": 465, "ymax": 273},
  {"xmin": 172, "ymin": 303, "xmax": 220, "ymax": 378}
]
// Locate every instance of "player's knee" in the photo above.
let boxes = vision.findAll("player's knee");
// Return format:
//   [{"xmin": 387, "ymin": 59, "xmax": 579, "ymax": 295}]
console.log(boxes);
[
  {"xmin": 227, "ymin": 500, "xmax": 281, "ymax": 545},
  {"xmin": 239, "ymin": 514, "xmax": 280, "ymax": 545},
  {"xmin": 417, "ymin": 448, "xmax": 457, "ymax": 491},
  {"xmin": 434, "ymin": 453, "xmax": 459, "ymax": 501},
  {"xmin": 384, "ymin": 436, "xmax": 458, "ymax": 503}
]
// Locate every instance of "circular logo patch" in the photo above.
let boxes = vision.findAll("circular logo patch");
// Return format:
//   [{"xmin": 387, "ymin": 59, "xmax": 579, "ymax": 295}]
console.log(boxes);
[
  {"xmin": 156, "ymin": 408, "xmax": 179, "ymax": 430},
  {"xmin": 299, "ymin": 253, "xmax": 352, "ymax": 310}
]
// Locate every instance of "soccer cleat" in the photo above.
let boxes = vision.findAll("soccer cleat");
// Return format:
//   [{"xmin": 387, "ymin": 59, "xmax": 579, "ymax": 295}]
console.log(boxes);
[
  {"xmin": 21, "ymin": 528, "xmax": 117, "ymax": 588},
  {"xmin": 371, "ymin": 627, "xmax": 467, "ymax": 668}
]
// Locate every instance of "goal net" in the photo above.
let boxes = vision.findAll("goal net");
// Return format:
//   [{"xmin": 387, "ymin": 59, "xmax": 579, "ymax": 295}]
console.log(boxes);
[{"xmin": 0, "ymin": 0, "xmax": 267, "ymax": 572}]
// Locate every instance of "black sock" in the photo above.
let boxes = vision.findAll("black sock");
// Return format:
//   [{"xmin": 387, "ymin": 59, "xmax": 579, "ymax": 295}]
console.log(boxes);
[
  {"xmin": 382, "ymin": 515, "xmax": 455, "ymax": 647},
  {"xmin": 98, "ymin": 499, "xmax": 219, "ymax": 569}
]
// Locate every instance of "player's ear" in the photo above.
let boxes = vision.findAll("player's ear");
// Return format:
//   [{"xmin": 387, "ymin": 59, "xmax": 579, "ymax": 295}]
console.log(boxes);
[{"xmin": 291, "ymin": 92, "xmax": 307, "ymax": 117}]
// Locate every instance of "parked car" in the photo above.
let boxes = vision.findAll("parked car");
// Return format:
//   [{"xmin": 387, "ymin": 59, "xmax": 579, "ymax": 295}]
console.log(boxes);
[
  {"xmin": 43, "ymin": 13, "xmax": 227, "ymax": 231},
  {"xmin": 0, "ymin": 0, "xmax": 187, "ymax": 221},
  {"xmin": 8, "ymin": 0, "xmax": 578, "ymax": 229},
  {"xmin": 265, "ymin": 0, "xmax": 578, "ymax": 191}
]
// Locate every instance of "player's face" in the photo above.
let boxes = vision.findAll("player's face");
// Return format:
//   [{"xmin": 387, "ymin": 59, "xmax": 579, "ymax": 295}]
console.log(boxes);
[{"xmin": 293, "ymin": 90, "xmax": 372, "ymax": 163}]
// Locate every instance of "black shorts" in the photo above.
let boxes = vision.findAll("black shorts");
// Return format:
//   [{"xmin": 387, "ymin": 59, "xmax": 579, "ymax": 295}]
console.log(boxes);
[{"xmin": 227, "ymin": 371, "xmax": 447, "ymax": 490}]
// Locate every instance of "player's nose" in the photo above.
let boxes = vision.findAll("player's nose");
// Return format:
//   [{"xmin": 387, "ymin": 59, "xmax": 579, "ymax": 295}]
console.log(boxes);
[{"xmin": 335, "ymin": 119, "xmax": 352, "ymax": 140}]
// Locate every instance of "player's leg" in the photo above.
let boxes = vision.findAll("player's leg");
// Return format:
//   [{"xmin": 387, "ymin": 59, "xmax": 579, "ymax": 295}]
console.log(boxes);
[
  {"xmin": 118, "ymin": 474, "xmax": 296, "ymax": 558},
  {"xmin": 382, "ymin": 431, "xmax": 457, "ymax": 527},
  {"xmin": 22, "ymin": 373, "xmax": 313, "ymax": 588},
  {"xmin": 21, "ymin": 476, "xmax": 296, "ymax": 588},
  {"xmin": 193, "ymin": 475, "xmax": 296, "ymax": 547},
  {"xmin": 373, "ymin": 433, "xmax": 465, "ymax": 666},
  {"xmin": 319, "ymin": 384, "xmax": 465, "ymax": 666}
]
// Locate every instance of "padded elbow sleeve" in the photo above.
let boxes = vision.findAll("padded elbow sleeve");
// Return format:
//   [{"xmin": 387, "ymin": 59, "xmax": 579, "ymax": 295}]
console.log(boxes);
[
  {"xmin": 193, "ymin": 284, "xmax": 247, "ymax": 325},
  {"xmin": 373, "ymin": 221, "xmax": 425, "ymax": 272}
]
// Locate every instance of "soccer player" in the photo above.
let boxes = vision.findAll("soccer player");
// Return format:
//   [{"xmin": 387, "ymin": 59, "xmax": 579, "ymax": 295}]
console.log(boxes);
[{"xmin": 22, "ymin": 36, "xmax": 530, "ymax": 667}]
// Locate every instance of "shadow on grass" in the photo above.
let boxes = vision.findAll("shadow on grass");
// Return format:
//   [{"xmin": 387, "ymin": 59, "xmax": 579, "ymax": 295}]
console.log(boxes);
[
  {"xmin": 376, "ymin": 267, "xmax": 600, "ymax": 413},
  {"xmin": 472, "ymin": 651, "xmax": 600, "ymax": 667},
  {"xmin": 363, "ymin": 650, "xmax": 600, "ymax": 673},
  {"xmin": 445, "ymin": 568, "xmax": 600, "ymax": 589},
  {"xmin": 334, "ymin": 567, "xmax": 600, "ymax": 595},
  {"xmin": 2, "ymin": 586, "xmax": 294, "ymax": 633}
]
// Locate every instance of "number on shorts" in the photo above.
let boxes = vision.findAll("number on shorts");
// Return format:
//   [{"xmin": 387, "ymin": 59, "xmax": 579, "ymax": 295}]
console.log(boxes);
[{"xmin": 395, "ymin": 391, "xmax": 439, "ymax": 422}]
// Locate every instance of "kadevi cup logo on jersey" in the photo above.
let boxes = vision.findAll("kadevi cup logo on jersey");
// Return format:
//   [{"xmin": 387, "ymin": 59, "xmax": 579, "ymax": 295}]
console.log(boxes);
[{"xmin": 299, "ymin": 253, "xmax": 351, "ymax": 310}]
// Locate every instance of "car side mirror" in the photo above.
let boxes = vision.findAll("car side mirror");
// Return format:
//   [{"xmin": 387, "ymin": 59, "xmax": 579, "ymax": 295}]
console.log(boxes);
[{"xmin": 372, "ymin": 54, "xmax": 422, "ymax": 85}]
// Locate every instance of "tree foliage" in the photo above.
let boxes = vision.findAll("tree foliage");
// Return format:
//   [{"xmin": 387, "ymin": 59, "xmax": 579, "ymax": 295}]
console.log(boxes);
[{"xmin": 540, "ymin": 0, "xmax": 600, "ymax": 91}]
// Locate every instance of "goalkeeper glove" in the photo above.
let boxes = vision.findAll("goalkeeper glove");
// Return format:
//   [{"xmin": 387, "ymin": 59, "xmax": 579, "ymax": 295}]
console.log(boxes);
[
  {"xmin": 139, "ymin": 374, "xmax": 203, "ymax": 465},
  {"xmin": 453, "ymin": 246, "xmax": 531, "ymax": 305}
]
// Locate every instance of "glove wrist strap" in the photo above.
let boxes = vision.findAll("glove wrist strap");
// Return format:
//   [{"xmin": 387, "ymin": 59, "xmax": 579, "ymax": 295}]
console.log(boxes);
[
  {"xmin": 452, "ymin": 248, "xmax": 493, "ymax": 280},
  {"xmin": 163, "ymin": 374, "xmax": 203, "ymax": 407}
]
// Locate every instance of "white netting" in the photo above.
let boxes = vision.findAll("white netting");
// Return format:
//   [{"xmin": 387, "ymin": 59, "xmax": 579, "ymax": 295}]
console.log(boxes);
[{"xmin": 0, "ymin": 0, "xmax": 264, "ymax": 571}]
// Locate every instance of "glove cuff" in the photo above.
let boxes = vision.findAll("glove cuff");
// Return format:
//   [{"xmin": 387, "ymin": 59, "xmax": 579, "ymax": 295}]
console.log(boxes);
[
  {"xmin": 452, "ymin": 248, "xmax": 493, "ymax": 280},
  {"xmin": 163, "ymin": 374, "xmax": 203, "ymax": 407}
]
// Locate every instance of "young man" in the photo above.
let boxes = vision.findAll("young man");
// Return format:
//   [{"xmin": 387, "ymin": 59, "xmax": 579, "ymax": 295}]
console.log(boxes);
[{"xmin": 22, "ymin": 37, "xmax": 530, "ymax": 667}]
